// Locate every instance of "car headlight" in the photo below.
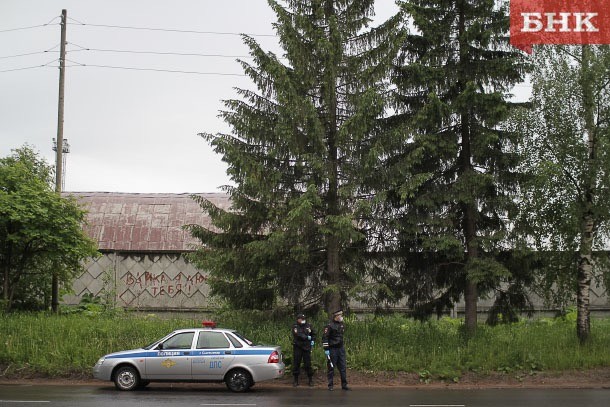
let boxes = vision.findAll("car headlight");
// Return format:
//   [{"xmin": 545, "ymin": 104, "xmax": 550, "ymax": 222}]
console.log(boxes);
[{"xmin": 96, "ymin": 357, "xmax": 106, "ymax": 365}]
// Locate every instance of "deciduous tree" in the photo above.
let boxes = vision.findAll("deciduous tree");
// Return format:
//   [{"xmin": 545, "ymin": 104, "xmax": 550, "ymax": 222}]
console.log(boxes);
[
  {"xmin": 0, "ymin": 146, "xmax": 98, "ymax": 311},
  {"xmin": 514, "ymin": 45, "xmax": 610, "ymax": 342}
]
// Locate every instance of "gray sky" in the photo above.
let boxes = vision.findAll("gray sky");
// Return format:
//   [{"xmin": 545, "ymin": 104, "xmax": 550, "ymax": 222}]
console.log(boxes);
[{"xmin": 0, "ymin": 0, "xmax": 399, "ymax": 193}]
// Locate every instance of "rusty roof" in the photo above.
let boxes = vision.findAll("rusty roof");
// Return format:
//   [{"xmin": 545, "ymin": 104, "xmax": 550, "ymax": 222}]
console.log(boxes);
[{"xmin": 67, "ymin": 192, "xmax": 230, "ymax": 252}]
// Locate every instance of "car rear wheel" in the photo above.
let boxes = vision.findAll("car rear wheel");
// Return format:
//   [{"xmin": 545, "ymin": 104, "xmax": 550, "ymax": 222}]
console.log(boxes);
[
  {"xmin": 225, "ymin": 369, "xmax": 252, "ymax": 392},
  {"xmin": 114, "ymin": 366, "xmax": 140, "ymax": 391}
]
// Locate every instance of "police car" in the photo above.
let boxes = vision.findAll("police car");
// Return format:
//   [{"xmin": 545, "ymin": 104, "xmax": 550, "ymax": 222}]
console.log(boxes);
[{"xmin": 92, "ymin": 322, "xmax": 285, "ymax": 392}]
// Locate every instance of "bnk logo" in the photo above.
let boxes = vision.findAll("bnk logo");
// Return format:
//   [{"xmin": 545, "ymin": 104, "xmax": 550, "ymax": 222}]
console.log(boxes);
[
  {"xmin": 521, "ymin": 12, "xmax": 599, "ymax": 33},
  {"xmin": 510, "ymin": 0, "xmax": 610, "ymax": 53}
]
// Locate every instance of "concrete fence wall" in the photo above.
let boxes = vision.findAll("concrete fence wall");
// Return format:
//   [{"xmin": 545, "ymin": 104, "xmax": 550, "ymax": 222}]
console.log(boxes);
[
  {"xmin": 63, "ymin": 252, "xmax": 211, "ymax": 310},
  {"xmin": 64, "ymin": 252, "xmax": 610, "ymax": 314}
]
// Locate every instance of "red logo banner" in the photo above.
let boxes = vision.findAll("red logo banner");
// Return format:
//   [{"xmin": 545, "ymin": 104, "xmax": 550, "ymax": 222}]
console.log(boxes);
[{"xmin": 510, "ymin": 0, "xmax": 610, "ymax": 53}]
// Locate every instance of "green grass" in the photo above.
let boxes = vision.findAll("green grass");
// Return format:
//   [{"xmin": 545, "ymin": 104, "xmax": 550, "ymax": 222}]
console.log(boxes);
[
  {"xmin": 0, "ymin": 313, "xmax": 197, "ymax": 376},
  {"xmin": 1, "ymin": 311, "xmax": 609, "ymax": 380}
]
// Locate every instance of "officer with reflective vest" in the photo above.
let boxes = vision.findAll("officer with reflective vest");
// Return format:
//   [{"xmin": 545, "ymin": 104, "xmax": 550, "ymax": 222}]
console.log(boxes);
[
  {"xmin": 292, "ymin": 312, "xmax": 316, "ymax": 387},
  {"xmin": 322, "ymin": 309, "xmax": 350, "ymax": 391}
]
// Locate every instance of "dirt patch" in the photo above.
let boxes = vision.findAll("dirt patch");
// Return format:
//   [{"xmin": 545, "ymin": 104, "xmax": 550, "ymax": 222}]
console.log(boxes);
[{"xmin": 2, "ymin": 368, "xmax": 610, "ymax": 389}]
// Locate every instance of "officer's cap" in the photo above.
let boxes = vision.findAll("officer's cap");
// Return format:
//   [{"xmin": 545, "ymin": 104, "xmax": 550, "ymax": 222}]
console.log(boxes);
[
  {"xmin": 332, "ymin": 309, "xmax": 343, "ymax": 317},
  {"xmin": 296, "ymin": 313, "xmax": 306, "ymax": 320}
]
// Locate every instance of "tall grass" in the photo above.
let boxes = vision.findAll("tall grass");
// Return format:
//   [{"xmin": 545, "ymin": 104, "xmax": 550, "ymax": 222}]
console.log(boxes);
[
  {"xmin": 0, "ymin": 313, "xmax": 197, "ymax": 376},
  {"xmin": 1, "ymin": 311, "xmax": 609, "ymax": 379}
]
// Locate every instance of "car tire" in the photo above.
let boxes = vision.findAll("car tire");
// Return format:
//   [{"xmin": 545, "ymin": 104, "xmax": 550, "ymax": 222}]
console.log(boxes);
[
  {"xmin": 225, "ymin": 369, "xmax": 252, "ymax": 393},
  {"xmin": 114, "ymin": 366, "xmax": 140, "ymax": 391}
]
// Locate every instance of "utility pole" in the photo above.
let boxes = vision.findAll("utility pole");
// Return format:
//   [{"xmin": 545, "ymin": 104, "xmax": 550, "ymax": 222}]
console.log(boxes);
[{"xmin": 52, "ymin": 9, "xmax": 67, "ymax": 313}]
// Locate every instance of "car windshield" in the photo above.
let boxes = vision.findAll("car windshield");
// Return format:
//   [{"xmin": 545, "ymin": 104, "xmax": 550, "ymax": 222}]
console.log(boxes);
[
  {"xmin": 142, "ymin": 340, "xmax": 160, "ymax": 350},
  {"xmin": 142, "ymin": 333, "xmax": 171, "ymax": 350},
  {"xmin": 231, "ymin": 331, "xmax": 254, "ymax": 346}
]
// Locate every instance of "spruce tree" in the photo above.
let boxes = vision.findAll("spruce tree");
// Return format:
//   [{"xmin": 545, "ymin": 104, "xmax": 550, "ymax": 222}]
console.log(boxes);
[
  {"xmin": 189, "ymin": 0, "xmax": 403, "ymax": 312},
  {"xmin": 386, "ymin": 0, "xmax": 527, "ymax": 330}
]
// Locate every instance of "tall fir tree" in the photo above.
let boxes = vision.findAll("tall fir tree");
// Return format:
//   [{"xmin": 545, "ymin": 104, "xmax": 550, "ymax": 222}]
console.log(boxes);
[
  {"xmin": 188, "ymin": 0, "xmax": 404, "ymax": 312},
  {"xmin": 384, "ymin": 0, "xmax": 527, "ymax": 330}
]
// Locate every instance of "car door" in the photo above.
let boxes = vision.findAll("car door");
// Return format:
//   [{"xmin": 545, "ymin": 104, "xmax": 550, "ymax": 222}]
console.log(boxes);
[
  {"xmin": 191, "ymin": 331, "xmax": 235, "ymax": 380},
  {"xmin": 145, "ymin": 331, "xmax": 195, "ymax": 380}
]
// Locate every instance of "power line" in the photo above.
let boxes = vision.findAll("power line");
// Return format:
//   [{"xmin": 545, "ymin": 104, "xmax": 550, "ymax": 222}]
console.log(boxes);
[
  {"xmin": 0, "ymin": 16, "xmax": 61, "ymax": 33},
  {"xmin": 67, "ymin": 16, "xmax": 277, "ymax": 38},
  {"xmin": 0, "ymin": 58, "xmax": 248, "ymax": 77},
  {"xmin": 0, "ymin": 23, "xmax": 55, "ymax": 33},
  {"xmin": 0, "ymin": 50, "xmax": 56, "ymax": 59},
  {"xmin": 0, "ymin": 44, "xmax": 60, "ymax": 60},
  {"xmin": 65, "ymin": 59, "xmax": 246, "ymax": 76},
  {"xmin": 0, "ymin": 59, "xmax": 58, "ymax": 73},
  {"xmin": 66, "ymin": 42, "xmax": 253, "ymax": 59}
]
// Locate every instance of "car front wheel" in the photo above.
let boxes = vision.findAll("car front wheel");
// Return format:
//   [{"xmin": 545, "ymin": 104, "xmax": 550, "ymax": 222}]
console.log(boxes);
[
  {"xmin": 114, "ymin": 366, "xmax": 140, "ymax": 391},
  {"xmin": 225, "ymin": 369, "xmax": 252, "ymax": 392}
]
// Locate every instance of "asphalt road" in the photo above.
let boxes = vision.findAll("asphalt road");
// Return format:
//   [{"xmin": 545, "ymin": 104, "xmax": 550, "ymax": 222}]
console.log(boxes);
[{"xmin": 0, "ymin": 384, "xmax": 609, "ymax": 406}]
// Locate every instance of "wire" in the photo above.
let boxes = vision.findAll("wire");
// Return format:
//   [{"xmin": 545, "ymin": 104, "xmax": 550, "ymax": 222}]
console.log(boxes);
[
  {"xmin": 0, "ymin": 16, "xmax": 61, "ymax": 33},
  {"xmin": 0, "ymin": 50, "xmax": 57, "ymax": 59},
  {"xmin": 0, "ymin": 24, "xmax": 54, "ymax": 33},
  {"xmin": 0, "ymin": 44, "xmax": 60, "ymax": 60},
  {"xmin": 0, "ymin": 65, "xmax": 48, "ymax": 73},
  {"xmin": 0, "ymin": 59, "xmax": 58, "ymax": 73},
  {"xmin": 66, "ymin": 42, "xmax": 252, "ymax": 59},
  {"xmin": 68, "ymin": 16, "xmax": 277, "ymax": 38},
  {"xmin": 66, "ymin": 42, "xmax": 288, "ymax": 61},
  {"xmin": 65, "ymin": 59, "xmax": 246, "ymax": 76}
]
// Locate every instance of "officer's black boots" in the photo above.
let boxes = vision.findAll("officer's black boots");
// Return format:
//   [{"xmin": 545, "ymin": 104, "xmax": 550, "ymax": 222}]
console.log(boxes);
[
  {"xmin": 293, "ymin": 377, "xmax": 299, "ymax": 387},
  {"xmin": 308, "ymin": 376, "xmax": 314, "ymax": 387}
]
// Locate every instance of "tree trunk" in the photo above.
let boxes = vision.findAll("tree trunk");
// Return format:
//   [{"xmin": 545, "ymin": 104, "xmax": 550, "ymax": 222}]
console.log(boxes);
[
  {"xmin": 326, "ymin": 235, "xmax": 342, "ymax": 313},
  {"xmin": 577, "ymin": 215, "xmax": 594, "ymax": 343},
  {"xmin": 456, "ymin": 2, "xmax": 478, "ymax": 333},
  {"xmin": 2, "ymin": 262, "xmax": 9, "ymax": 307},
  {"xmin": 324, "ymin": 89, "xmax": 342, "ymax": 312},
  {"xmin": 322, "ymin": 0, "xmax": 342, "ymax": 314},
  {"xmin": 2, "ymin": 240, "xmax": 12, "ymax": 311},
  {"xmin": 577, "ymin": 45, "xmax": 596, "ymax": 343},
  {"xmin": 463, "ymin": 195, "xmax": 479, "ymax": 333},
  {"xmin": 460, "ymin": 109, "xmax": 478, "ymax": 332}
]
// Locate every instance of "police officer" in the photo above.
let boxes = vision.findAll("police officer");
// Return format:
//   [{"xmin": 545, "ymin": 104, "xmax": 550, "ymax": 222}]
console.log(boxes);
[
  {"xmin": 322, "ymin": 309, "xmax": 349, "ymax": 391},
  {"xmin": 292, "ymin": 313, "xmax": 316, "ymax": 387}
]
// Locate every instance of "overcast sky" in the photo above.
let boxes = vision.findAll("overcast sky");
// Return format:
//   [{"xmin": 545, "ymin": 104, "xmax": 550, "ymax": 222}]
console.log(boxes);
[{"xmin": 1, "ymin": 0, "xmax": 400, "ymax": 193}]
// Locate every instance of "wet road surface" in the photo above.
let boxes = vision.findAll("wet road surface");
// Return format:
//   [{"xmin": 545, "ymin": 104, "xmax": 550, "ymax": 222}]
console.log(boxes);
[{"xmin": 0, "ymin": 384, "xmax": 609, "ymax": 406}]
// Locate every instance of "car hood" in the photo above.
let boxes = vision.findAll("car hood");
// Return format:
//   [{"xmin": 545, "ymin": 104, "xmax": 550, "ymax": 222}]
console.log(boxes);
[{"xmin": 103, "ymin": 348, "xmax": 148, "ymax": 359}]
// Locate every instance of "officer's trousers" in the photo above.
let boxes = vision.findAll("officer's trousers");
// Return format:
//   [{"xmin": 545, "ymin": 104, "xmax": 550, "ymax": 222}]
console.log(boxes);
[
  {"xmin": 292, "ymin": 346, "xmax": 313, "ymax": 378},
  {"xmin": 327, "ymin": 347, "xmax": 347, "ymax": 388}
]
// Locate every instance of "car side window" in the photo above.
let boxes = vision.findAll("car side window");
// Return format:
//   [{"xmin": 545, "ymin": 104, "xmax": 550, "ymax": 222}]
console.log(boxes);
[
  {"xmin": 162, "ymin": 332, "xmax": 195, "ymax": 350},
  {"xmin": 196, "ymin": 331, "xmax": 230, "ymax": 349},
  {"xmin": 226, "ymin": 333, "xmax": 243, "ymax": 348}
]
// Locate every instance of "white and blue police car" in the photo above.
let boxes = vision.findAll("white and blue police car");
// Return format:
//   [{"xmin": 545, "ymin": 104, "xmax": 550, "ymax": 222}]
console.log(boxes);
[{"xmin": 92, "ymin": 322, "xmax": 285, "ymax": 392}]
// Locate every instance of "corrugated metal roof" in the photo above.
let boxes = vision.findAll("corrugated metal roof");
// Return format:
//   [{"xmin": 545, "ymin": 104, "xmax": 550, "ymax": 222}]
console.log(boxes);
[{"xmin": 66, "ymin": 192, "xmax": 230, "ymax": 252}]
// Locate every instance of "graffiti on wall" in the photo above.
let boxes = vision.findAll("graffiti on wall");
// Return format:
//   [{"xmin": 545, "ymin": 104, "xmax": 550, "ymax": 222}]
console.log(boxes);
[
  {"xmin": 115, "ymin": 253, "xmax": 211, "ymax": 308},
  {"xmin": 124, "ymin": 271, "xmax": 207, "ymax": 297}
]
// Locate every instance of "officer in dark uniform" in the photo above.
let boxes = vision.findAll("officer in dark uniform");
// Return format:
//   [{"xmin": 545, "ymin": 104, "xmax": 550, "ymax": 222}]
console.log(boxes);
[
  {"xmin": 322, "ymin": 309, "xmax": 349, "ymax": 391},
  {"xmin": 291, "ymin": 313, "xmax": 316, "ymax": 387}
]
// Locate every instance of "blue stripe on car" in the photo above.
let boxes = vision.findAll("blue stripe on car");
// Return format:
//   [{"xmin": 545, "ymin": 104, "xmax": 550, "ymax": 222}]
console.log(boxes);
[{"xmin": 106, "ymin": 349, "xmax": 273, "ymax": 359}]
